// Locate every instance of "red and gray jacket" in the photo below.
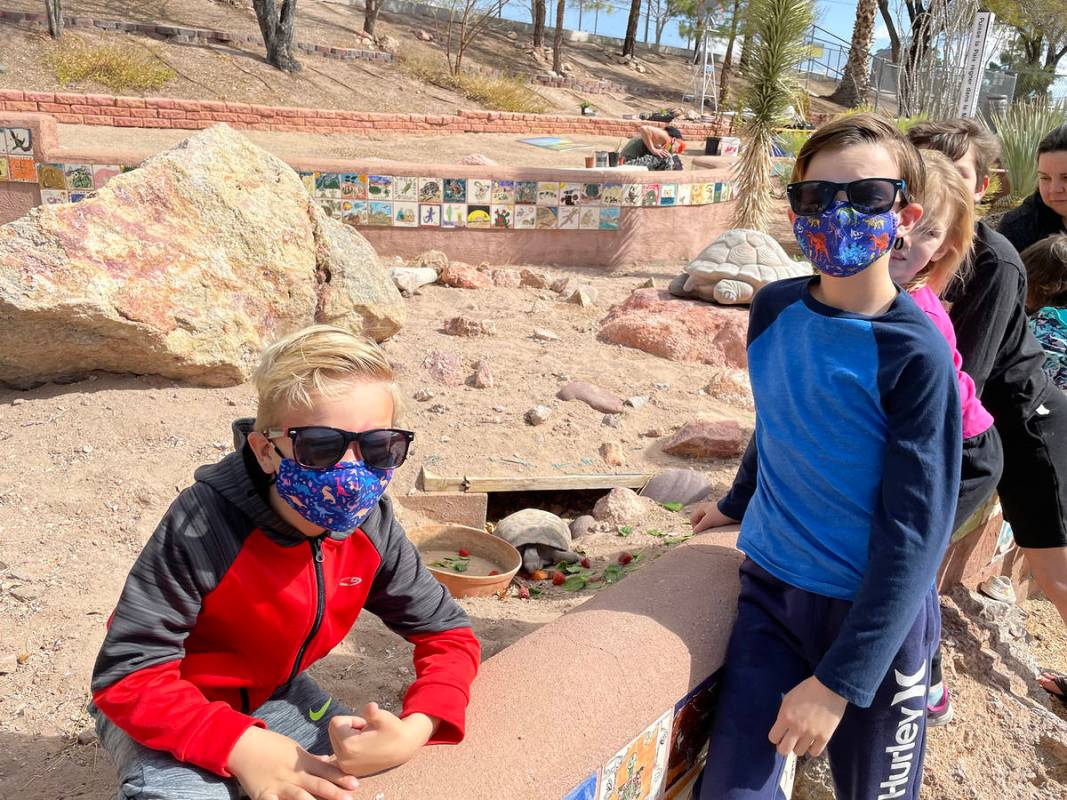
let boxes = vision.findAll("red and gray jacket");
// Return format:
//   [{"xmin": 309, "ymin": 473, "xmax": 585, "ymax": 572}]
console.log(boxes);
[{"xmin": 91, "ymin": 420, "xmax": 480, "ymax": 777}]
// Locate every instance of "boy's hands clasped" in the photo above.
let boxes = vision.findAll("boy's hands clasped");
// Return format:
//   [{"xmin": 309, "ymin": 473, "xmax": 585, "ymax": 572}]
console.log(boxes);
[
  {"xmin": 329, "ymin": 703, "xmax": 437, "ymax": 777},
  {"xmin": 228, "ymin": 726, "xmax": 359, "ymax": 800}
]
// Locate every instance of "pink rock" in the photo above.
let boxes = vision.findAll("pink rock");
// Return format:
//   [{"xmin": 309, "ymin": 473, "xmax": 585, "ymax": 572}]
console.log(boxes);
[
  {"xmin": 443, "ymin": 316, "xmax": 495, "ymax": 337},
  {"xmin": 662, "ymin": 420, "xmax": 749, "ymax": 459},
  {"xmin": 471, "ymin": 360, "xmax": 494, "ymax": 389},
  {"xmin": 423, "ymin": 350, "xmax": 465, "ymax": 385},
  {"xmin": 519, "ymin": 268, "xmax": 550, "ymax": 289},
  {"xmin": 458, "ymin": 154, "xmax": 498, "ymax": 166},
  {"xmin": 598, "ymin": 289, "xmax": 748, "ymax": 367},
  {"xmin": 491, "ymin": 268, "xmax": 523, "ymax": 288},
  {"xmin": 439, "ymin": 263, "xmax": 492, "ymax": 289},
  {"xmin": 557, "ymin": 380, "xmax": 624, "ymax": 414}
]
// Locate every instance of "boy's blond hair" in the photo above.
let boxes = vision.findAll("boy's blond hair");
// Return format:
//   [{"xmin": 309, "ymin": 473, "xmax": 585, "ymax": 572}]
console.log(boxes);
[
  {"xmin": 252, "ymin": 325, "xmax": 398, "ymax": 431},
  {"xmin": 906, "ymin": 149, "xmax": 976, "ymax": 296},
  {"xmin": 791, "ymin": 112, "xmax": 926, "ymax": 204}
]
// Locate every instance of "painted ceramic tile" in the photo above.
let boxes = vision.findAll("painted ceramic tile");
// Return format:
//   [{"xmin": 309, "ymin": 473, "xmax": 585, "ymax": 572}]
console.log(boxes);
[
  {"xmin": 319, "ymin": 199, "xmax": 342, "ymax": 219},
  {"xmin": 514, "ymin": 204, "xmax": 537, "ymax": 229},
  {"xmin": 341, "ymin": 200, "xmax": 369, "ymax": 226},
  {"xmin": 0, "ymin": 131, "xmax": 6, "ymax": 154},
  {"xmin": 564, "ymin": 772, "xmax": 599, "ymax": 800},
  {"xmin": 441, "ymin": 203, "xmax": 467, "ymax": 228},
  {"xmin": 722, "ymin": 182, "xmax": 735, "ymax": 201},
  {"xmin": 393, "ymin": 175, "xmax": 418, "ymax": 202},
  {"xmin": 315, "ymin": 171, "xmax": 341, "ymax": 195},
  {"xmin": 121, "ymin": 164, "xmax": 138, "ymax": 173},
  {"xmin": 5, "ymin": 127, "xmax": 32, "ymax": 155},
  {"xmin": 443, "ymin": 178, "xmax": 467, "ymax": 203},
  {"xmin": 419, "ymin": 204, "xmax": 441, "ymax": 226},
  {"xmin": 37, "ymin": 163, "xmax": 66, "ymax": 189},
  {"xmin": 713, "ymin": 183, "xmax": 723, "ymax": 203},
  {"xmin": 466, "ymin": 204, "xmax": 492, "ymax": 228},
  {"xmin": 675, "ymin": 183, "xmax": 692, "ymax": 206},
  {"xmin": 491, "ymin": 204, "xmax": 514, "ymax": 229},
  {"xmin": 468, "ymin": 179, "xmax": 492, "ymax": 205},
  {"xmin": 340, "ymin": 173, "xmax": 368, "ymax": 200},
  {"xmin": 663, "ymin": 767, "xmax": 700, "ymax": 800},
  {"xmin": 393, "ymin": 201, "xmax": 418, "ymax": 227},
  {"xmin": 702, "ymin": 183, "xmax": 716, "ymax": 203},
  {"xmin": 621, "ymin": 184, "xmax": 642, "ymax": 206},
  {"xmin": 559, "ymin": 182, "xmax": 582, "ymax": 207},
  {"xmin": 0, "ymin": 157, "xmax": 8, "ymax": 182},
  {"xmin": 418, "ymin": 177, "xmax": 443, "ymax": 204},
  {"xmin": 666, "ymin": 672, "xmax": 721, "ymax": 793},
  {"xmin": 535, "ymin": 206, "xmax": 558, "ymax": 229},
  {"xmin": 515, "ymin": 180, "xmax": 538, "ymax": 204},
  {"xmin": 641, "ymin": 185, "xmax": 660, "ymax": 207},
  {"xmin": 368, "ymin": 175, "xmax": 393, "ymax": 200},
  {"xmin": 690, "ymin": 183, "xmax": 706, "ymax": 205},
  {"xmin": 581, "ymin": 183, "xmax": 603, "ymax": 204},
  {"xmin": 536, "ymin": 181, "xmax": 560, "ymax": 205},
  {"xmin": 579, "ymin": 207, "xmax": 601, "ymax": 230},
  {"xmin": 298, "ymin": 171, "xmax": 316, "ymax": 194},
  {"xmin": 599, "ymin": 207, "xmax": 621, "ymax": 230},
  {"xmin": 68, "ymin": 191, "xmax": 93, "ymax": 203},
  {"xmin": 598, "ymin": 710, "xmax": 672, "ymax": 800},
  {"xmin": 9, "ymin": 156, "xmax": 37, "ymax": 183},
  {"xmin": 659, "ymin": 184, "xmax": 677, "ymax": 206},
  {"xmin": 39, "ymin": 188, "xmax": 68, "ymax": 205},
  {"xmin": 92, "ymin": 164, "xmax": 121, "ymax": 189},
  {"xmin": 368, "ymin": 201, "xmax": 393, "ymax": 226},
  {"xmin": 64, "ymin": 164, "xmax": 94, "ymax": 191},
  {"xmin": 601, "ymin": 183, "xmax": 623, "ymax": 205},
  {"xmin": 492, "ymin": 179, "xmax": 516, "ymax": 204},
  {"xmin": 557, "ymin": 205, "xmax": 581, "ymax": 229}
]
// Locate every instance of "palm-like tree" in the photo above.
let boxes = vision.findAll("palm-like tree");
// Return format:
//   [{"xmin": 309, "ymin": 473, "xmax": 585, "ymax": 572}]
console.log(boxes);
[
  {"xmin": 732, "ymin": 0, "xmax": 814, "ymax": 231},
  {"xmin": 829, "ymin": 0, "xmax": 878, "ymax": 107}
]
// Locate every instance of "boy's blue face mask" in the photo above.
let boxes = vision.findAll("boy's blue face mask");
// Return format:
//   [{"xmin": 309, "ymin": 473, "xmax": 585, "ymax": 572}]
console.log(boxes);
[
  {"xmin": 274, "ymin": 456, "xmax": 392, "ymax": 533},
  {"xmin": 793, "ymin": 201, "xmax": 899, "ymax": 277}
]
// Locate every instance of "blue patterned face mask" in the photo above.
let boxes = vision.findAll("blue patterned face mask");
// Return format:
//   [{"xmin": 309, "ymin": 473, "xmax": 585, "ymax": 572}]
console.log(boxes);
[
  {"xmin": 793, "ymin": 201, "xmax": 898, "ymax": 277},
  {"xmin": 275, "ymin": 457, "xmax": 392, "ymax": 533}
]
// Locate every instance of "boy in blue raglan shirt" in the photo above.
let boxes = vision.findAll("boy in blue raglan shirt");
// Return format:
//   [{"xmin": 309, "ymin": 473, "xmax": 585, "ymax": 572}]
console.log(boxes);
[{"xmin": 691, "ymin": 114, "xmax": 961, "ymax": 798}]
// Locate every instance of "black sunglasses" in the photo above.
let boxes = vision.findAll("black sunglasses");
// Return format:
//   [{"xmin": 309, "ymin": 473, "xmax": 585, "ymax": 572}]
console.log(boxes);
[
  {"xmin": 787, "ymin": 178, "xmax": 907, "ymax": 216},
  {"xmin": 267, "ymin": 426, "xmax": 414, "ymax": 471}
]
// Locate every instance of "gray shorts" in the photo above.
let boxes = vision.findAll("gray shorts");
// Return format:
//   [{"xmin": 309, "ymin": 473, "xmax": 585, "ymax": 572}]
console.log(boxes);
[{"xmin": 90, "ymin": 674, "xmax": 353, "ymax": 799}]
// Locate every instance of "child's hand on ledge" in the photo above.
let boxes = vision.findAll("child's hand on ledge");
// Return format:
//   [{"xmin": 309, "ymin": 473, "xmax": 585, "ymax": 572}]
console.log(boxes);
[
  {"xmin": 690, "ymin": 500, "xmax": 738, "ymax": 533},
  {"xmin": 329, "ymin": 703, "xmax": 437, "ymax": 776},
  {"xmin": 228, "ymin": 726, "xmax": 359, "ymax": 800}
]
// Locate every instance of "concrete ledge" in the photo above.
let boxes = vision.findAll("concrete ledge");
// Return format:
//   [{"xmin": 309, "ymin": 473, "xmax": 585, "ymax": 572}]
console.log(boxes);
[
  {"xmin": 355, "ymin": 530, "xmax": 744, "ymax": 798},
  {"xmin": 396, "ymin": 492, "xmax": 489, "ymax": 530}
]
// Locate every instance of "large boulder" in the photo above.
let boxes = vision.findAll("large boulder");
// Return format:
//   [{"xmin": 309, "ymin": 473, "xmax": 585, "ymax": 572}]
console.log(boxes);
[
  {"xmin": 598, "ymin": 289, "xmax": 748, "ymax": 367},
  {"xmin": 0, "ymin": 124, "xmax": 404, "ymax": 388}
]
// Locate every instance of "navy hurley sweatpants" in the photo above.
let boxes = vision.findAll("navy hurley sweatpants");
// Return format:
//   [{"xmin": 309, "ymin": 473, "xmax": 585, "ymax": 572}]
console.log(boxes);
[{"xmin": 697, "ymin": 559, "xmax": 939, "ymax": 800}]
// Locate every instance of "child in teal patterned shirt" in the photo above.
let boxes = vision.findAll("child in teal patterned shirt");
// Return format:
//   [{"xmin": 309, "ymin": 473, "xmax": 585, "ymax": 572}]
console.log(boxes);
[{"xmin": 1022, "ymin": 234, "xmax": 1067, "ymax": 391}]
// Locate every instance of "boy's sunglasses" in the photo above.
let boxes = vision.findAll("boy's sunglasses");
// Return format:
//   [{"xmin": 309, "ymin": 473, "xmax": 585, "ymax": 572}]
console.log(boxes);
[
  {"xmin": 786, "ymin": 178, "xmax": 907, "ymax": 216},
  {"xmin": 267, "ymin": 426, "xmax": 414, "ymax": 471}
]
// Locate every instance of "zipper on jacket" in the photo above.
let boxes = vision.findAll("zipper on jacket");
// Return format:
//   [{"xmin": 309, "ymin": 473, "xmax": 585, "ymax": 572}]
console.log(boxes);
[{"xmin": 286, "ymin": 536, "xmax": 327, "ymax": 685}]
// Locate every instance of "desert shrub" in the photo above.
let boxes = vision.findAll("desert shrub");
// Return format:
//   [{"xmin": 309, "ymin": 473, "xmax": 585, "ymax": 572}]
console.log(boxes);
[
  {"xmin": 49, "ymin": 36, "xmax": 174, "ymax": 92},
  {"xmin": 399, "ymin": 53, "xmax": 546, "ymax": 114}
]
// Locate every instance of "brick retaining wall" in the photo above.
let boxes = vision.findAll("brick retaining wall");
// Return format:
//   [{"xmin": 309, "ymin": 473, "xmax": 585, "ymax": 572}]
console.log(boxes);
[{"xmin": 0, "ymin": 90, "xmax": 728, "ymax": 137}]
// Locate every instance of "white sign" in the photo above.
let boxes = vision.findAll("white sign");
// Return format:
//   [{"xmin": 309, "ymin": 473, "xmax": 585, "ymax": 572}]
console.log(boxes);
[{"xmin": 958, "ymin": 11, "xmax": 995, "ymax": 117}]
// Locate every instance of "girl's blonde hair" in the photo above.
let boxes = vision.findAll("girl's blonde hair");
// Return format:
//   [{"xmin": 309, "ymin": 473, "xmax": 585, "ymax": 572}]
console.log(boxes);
[
  {"xmin": 252, "ymin": 325, "xmax": 399, "ymax": 431},
  {"xmin": 906, "ymin": 149, "xmax": 975, "ymax": 295}
]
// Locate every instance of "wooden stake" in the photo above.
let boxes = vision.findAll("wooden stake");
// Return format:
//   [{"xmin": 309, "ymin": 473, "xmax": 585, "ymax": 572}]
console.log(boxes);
[{"xmin": 418, "ymin": 467, "xmax": 652, "ymax": 494}]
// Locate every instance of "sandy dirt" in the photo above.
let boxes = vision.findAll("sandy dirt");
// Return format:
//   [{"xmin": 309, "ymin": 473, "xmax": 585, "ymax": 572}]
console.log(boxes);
[{"xmin": 1, "ymin": 259, "xmax": 1066, "ymax": 798}]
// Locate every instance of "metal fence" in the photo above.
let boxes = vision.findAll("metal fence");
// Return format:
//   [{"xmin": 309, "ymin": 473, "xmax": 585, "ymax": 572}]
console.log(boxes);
[{"xmin": 868, "ymin": 56, "xmax": 1017, "ymax": 117}]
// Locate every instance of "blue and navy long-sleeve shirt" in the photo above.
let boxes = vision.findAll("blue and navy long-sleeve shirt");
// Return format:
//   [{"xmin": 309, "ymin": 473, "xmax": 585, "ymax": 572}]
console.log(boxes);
[{"xmin": 719, "ymin": 277, "xmax": 961, "ymax": 707}]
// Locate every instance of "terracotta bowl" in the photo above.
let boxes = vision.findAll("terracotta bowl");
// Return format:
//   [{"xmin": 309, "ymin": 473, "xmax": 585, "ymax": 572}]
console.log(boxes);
[{"xmin": 408, "ymin": 524, "xmax": 521, "ymax": 599}]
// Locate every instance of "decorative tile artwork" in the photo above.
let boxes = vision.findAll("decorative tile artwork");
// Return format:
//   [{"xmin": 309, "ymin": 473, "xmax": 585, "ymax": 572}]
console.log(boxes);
[
  {"xmin": 599, "ymin": 710, "xmax": 673, "ymax": 800},
  {"xmin": 3, "ymin": 133, "xmax": 738, "ymax": 232}
]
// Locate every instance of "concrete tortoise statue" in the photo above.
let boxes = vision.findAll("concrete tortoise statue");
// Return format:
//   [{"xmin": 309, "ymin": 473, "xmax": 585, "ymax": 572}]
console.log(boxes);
[{"xmin": 670, "ymin": 229, "xmax": 812, "ymax": 305}]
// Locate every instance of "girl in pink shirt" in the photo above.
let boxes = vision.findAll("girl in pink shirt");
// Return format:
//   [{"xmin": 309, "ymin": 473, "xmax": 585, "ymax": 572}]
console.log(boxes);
[{"xmin": 889, "ymin": 148, "xmax": 1004, "ymax": 726}]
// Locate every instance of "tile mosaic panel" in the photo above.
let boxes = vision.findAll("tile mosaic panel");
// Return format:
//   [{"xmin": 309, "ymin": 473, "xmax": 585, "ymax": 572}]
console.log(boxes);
[
  {"xmin": 563, "ymin": 772, "xmax": 599, "ymax": 800},
  {"xmin": 368, "ymin": 175, "xmax": 393, "ymax": 200},
  {"xmin": 665, "ymin": 672, "xmax": 720, "ymax": 793},
  {"xmin": 559, "ymin": 182, "xmax": 582, "ymax": 207},
  {"xmin": 599, "ymin": 207, "xmax": 621, "ymax": 230},
  {"xmin": 418, "ymin": 177, "xmax": 443, "ymax": 204},
  {"xmin": 621, "ymin": 184, "xmax": 642, "ymax": 206},
  {"xmin": 39, "ymin": 188, "xmax": 68, "ymax": 205},
  {"xmin": 537, "ymin": 181, "xmax": 560, "ymax": 205},
  {"xmin": 0, "ymin": 157, "xmax": 8, "ymax": 182},
  {"xmin": 315, "ymin": 171, "xmax": 341, "ymax": 196},
  {"xmin": 342, "ymin": 200, "xmax": 369, "ymax": 226},
  {"xmin": 515, "ymin": 180, "xmax": 538, "ymax": 204},
  {"xmin": 92, "ymin": 164, "xmax": 121, "ymax": 189},
  {"xmin": 659, "ymin": 184, "xmax": 677, "ymax": 207},
  {"xmin": 64, "ymin": 163, "xmax": 94, "ymax": 191},
  {"xmin": 492, "ymin": 179, "xmax": 516, "ymax": 204},
  {"xmin": 675, "ymin": 184, "xmax": 691, "ymax": 206},
  {"xmin": 601, "ymin": 183, "xmax": 623, "ymax": 205},
  {"xmin": 468, "ymin": 179, "xmax": 492, "ymax": 204},
  {"xmin": 558, "ymin": 205, "xmax": 581, "ymax": 229},
  {"xmin": 393, "ymin": 201, "xmax": 418, "ymax": 227},
  {"xmin": 441, "ymin": 203, "xmax": 467, "ymax": 228},
  {"xmin": 341, "ymin": 173, "xmax": 368, "ymax": 200},
  {"xmin": 368, "ymin": 201, "xmax": 392, "ymax": 225},
  {"xmin": 581, "ymin": 183, "xmax": 602, "ymax": 204},
  {"xmin": 393, "ymin": 176, "xmax": 418, "ymax": 202},
  {"xmin": 640, "ymin": 185, "xmax": 660, "ymax": 207},
  {"xmin": 536, "ymin": 206, "xmax": 558, "ymax": 229},
  {"xmin": 690, "ymin": 183, "xmax": 706, "ymax": 205},
  {"xmin": 68, "ymin": 191, "xmax": 93, "ymax": 203},
  {"xmin": 443, "ymin": 178, "xmax": 467, "ymax": 203},
  {"xmin": 579, "ymin": 207, "xmax": 600, "ymax": 230},
  {"xmin": 37, "ymin": 163, "xmax": 66, "ymax": 190},
  {"xmin": 298, "ymin": 171, "xmax": 316, "ymax": 194}
]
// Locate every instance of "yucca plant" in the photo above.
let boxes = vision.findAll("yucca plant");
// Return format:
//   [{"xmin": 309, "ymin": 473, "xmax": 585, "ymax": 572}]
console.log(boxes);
[
  {"xmin": 992, "ymin": 100, "xmax": 1067, "ymax": 202},
  {"xmin": 731, "ymin": 0, "xmax": 815, "ymax": 231}
]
